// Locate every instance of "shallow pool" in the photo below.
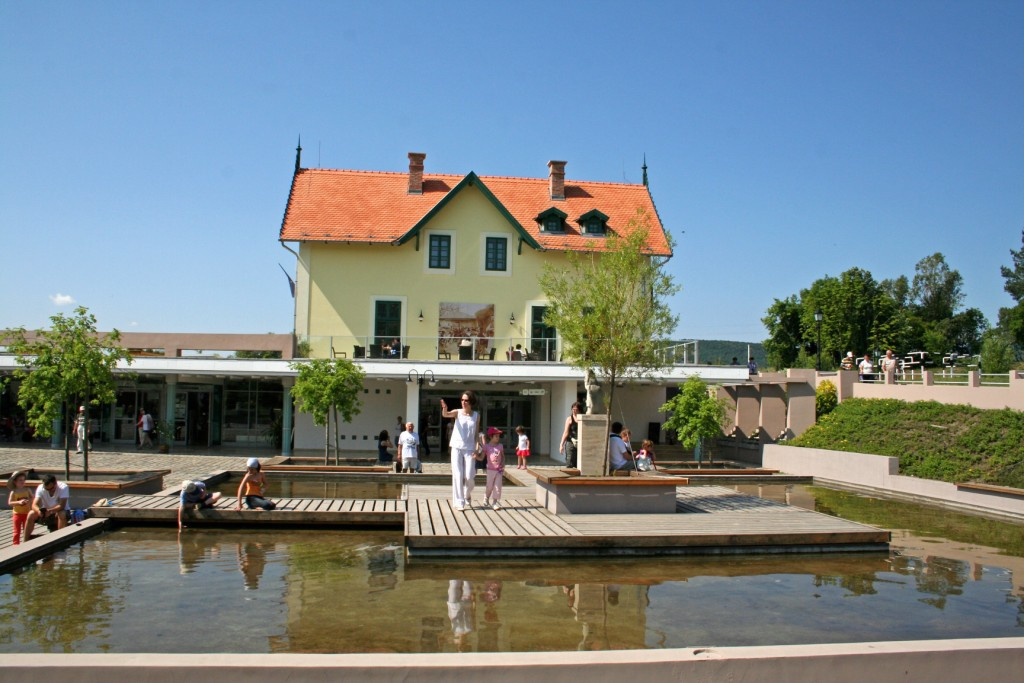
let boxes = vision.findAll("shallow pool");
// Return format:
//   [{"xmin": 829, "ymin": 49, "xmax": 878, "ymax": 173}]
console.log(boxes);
[
  {"xmin": 0, "ymin": 485, "xmax": 1020, "ymax": 653},
  {"xmin": 211, "ymin": 476, "xmax": 406, "ymax": 500}
]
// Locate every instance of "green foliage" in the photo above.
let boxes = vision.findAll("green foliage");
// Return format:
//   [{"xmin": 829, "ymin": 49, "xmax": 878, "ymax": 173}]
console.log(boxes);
[
  {"xmin": 3, "ymin": 306, "xmax": 132, "ymax": 438},
  {"xmin": 540, "ymin": 207, "xmax": 677, "ymax": 406},
  {"xmin": 815, "ymin": 380, "xmax": 837, "ymax": 417},
  {"xmin": 660, "ymin": 376, "xmax": 729, "ymax": 452},
  {"xmin": 788, "ymin": 398, "xmax": 1024, "ymax": 488},
  {"xmin": 912, "ymin": 252, "xmax": 964, "ymax": 322},
  {"xmin": 290, "ymin": 358, "xmax": 365, "ymax": 426},
  {"xmin": 290, "ymin": 358, "xmax": 365, "ymax": 460},
  {"xmin": 761, "ymin": 295, "xmax": 802, "ymax": 369},
  {"xmin": 980, "ymin": 331, "xmax": 1015, "ymax": 373}
]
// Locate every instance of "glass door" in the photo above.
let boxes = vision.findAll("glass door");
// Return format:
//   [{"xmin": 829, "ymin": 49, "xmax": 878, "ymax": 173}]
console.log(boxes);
[
  {"xmin": 531, "ymin": 306, "xmax": 557, "ymax": 361},
  {"xmin": 374, "ymin": 300, "xmax": 402, "ymax": 358}
]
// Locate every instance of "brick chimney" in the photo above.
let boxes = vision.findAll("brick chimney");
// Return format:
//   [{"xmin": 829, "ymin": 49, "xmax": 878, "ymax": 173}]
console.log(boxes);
[
  {"xmin": 548, "ymin": 160, "xmax": 566, "ymax": 200},
  {"xmin": 408, "ymin": 152, "xmax": 426, "ymax": 194}
]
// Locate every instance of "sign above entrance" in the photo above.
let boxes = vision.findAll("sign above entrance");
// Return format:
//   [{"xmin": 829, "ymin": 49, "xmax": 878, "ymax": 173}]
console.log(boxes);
[{"xmin": 520, "ymin": 388, "xmax": 546, "ymax": 396}]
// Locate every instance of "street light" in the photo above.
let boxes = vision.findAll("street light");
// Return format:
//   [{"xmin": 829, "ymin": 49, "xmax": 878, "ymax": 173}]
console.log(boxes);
[
  {"xmin": 814, "ymin": 309, "xmax": 823, "ymax": 371},
  {"xmin": 407, "ymin": 369, "xmax": 436, "ymax": 387}
]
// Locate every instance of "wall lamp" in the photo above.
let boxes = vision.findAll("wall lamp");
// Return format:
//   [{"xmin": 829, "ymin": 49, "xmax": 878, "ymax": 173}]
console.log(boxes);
[
  {"xmin": 418, "ymin": 310, "xmax": 424, "ymax": 323},
  {"xmin": 509, "ymin": 312, "xmax": 516, "ymax": 326},
  {"xmin": 407, "ymin": 369, "xmax": 436, "ymax": 387}
]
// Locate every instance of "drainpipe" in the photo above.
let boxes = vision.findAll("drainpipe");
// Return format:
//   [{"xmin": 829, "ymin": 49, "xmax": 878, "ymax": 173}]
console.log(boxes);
[{"xmin": 280, "ymin": 241, "xmax": 301, "ymax": 354}]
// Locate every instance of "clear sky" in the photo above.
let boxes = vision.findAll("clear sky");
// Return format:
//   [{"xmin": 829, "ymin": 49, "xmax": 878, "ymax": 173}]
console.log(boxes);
[{"xmin": 2, "ymin": 1, "xmax": 1022, "ymax": 342}]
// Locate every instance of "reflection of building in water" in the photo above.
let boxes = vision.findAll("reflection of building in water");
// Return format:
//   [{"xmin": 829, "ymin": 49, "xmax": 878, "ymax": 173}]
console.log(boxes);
[
  {"xmin": 569, "ymin": 583, "xmax": 650, "ymax": 651},
  {"xmin": 447, "ymin": 580, "xmax": 475, "ymax": 651},
  {"xmin": 238, "ymin": 541, "xmax": 269, "ymax": 590}
]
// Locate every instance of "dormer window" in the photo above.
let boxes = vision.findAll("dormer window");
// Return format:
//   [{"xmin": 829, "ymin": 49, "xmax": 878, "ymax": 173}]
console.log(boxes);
[
  {"xmin": 578, "ymin": 209, "xmax": 610, "ymax": 236},
  {"xmin": 536, "ymin": 207, "xmax": 568, "ymax": 233}
]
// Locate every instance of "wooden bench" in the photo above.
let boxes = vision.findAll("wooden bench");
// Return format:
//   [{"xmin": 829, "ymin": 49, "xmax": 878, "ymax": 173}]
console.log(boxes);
[
  {"xmin": 532, "ymin": 469, "xmax": 686, "ymax": 514},
  {"xmin": 955, "ymin": 482, "xmax": 1024, "ymax": 499}
]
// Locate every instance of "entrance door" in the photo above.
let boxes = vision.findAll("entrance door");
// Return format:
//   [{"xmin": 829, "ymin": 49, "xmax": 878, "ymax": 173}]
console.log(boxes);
[
  {"xmin": 483, "ymin": 396, "xmax": 535, "ymax": 452},
  {"xmin": 187, "ymin": 391, "xmax": 211, "ymax": 447},
  {"xmin": 530, "ymin": 306, "xmax": 557, "ymax": 361}
]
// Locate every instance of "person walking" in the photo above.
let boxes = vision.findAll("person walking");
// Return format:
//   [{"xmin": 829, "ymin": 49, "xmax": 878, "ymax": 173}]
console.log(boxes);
[
  {"xmin": 559, "ymin": 401, "xmax": 581, "ymax": 469},
  {"xmin": 441, "ymin": 390, "xmax": 482, "ymax": 511},
  {"xmin": 137, "ymin": 409, "xmax": 155, "ymax": 448}
]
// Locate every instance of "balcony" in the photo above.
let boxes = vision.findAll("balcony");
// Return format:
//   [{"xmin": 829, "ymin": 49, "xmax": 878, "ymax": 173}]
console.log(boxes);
[{"xmin": 297, "ymin": 335, "xmax": 561, "ymax": 362}]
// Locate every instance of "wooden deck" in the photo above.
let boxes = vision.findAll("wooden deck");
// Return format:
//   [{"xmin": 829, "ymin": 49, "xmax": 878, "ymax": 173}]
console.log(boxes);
[
  {"xmin": 0, "ymin": 477, "xmax": 890, "ymax": 570},
  {"xmin": 403, "ymin": 483, "xmax": 890, "ymax": 557},
  {"xmin": 89, "ymin": 493, "xmax": 405, "ymax": 526}
]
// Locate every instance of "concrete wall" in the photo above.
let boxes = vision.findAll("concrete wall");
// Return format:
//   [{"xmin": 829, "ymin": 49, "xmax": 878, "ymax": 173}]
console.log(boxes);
[
  {"xmin": 5, "ymin": 638, "xmax": 1022, "ymax": 682},
  {"xmin": 763, "ymin": 445, "xmax": 1024, "ymax": 520}
]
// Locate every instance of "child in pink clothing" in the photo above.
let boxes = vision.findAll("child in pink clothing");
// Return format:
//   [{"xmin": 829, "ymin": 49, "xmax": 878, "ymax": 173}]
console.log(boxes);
[
  {"xmin": 483, "ymin": 426, "xmax": 506, "ymax": 510},
  {"xmin": 515, "ymin": 425, "xmax": 531, "ymax": 469}
]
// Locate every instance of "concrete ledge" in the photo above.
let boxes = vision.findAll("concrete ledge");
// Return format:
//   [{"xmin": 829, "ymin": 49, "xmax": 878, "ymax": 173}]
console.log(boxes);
[
  {"xmin": 1, "ymin": 637, "xmax": 1021, "ymax": 682},
  {"xmin": 763, "ymin": 445, "xmax": 1024, "ymax": 521},
  {"xmin": 534, "ymin": 472, "xmax": 680, "ymax": 514}
]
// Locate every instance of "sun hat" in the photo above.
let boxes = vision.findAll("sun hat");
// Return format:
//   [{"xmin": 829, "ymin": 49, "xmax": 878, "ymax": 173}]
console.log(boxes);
[
  {"xmin": 246, "ymin": 457, "xmax": 260, "ymax": 468},
  {"xmin": 6, "ymin": 470, "xmax": 27, "ymax": 489},
  {"xmin": 183, "ymin": 480, "xmax": 197, "ymax": 494},
  {"xmin": 486, "ymin": 426, "xmax": 503, "ymax": 437}
]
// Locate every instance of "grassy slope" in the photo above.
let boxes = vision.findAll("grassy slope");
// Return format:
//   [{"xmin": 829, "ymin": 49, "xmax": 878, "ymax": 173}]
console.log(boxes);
[{"xmin": 786, "ymin": 398, "xmax": 1024, "ymax": 488}]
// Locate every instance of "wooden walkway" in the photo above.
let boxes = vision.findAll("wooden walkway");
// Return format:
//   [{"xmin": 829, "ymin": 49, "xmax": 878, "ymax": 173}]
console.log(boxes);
[
  {"xmin": 403, "ymin": 484, "xmax": 890, "ymax": 557},
  {"xmin": 89, "ymin": 493, "xmax": 405, "ymax": 526}
]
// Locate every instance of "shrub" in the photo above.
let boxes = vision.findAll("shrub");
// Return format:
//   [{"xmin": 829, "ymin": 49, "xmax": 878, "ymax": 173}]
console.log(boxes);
[{"xmin": 816, "ymin": 379, "xmax": 838, "ymax": 417}]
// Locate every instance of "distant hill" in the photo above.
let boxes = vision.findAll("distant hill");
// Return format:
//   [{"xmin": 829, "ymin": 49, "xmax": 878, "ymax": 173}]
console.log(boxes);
[{"xmin": 672, "ymin": 339, "xmax": 765, "ymax": 366}]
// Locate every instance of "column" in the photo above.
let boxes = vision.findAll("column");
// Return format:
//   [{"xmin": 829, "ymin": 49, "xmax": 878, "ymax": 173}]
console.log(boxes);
[
  {"xmin": 281, "ymin": 377, "xmax": 294, "ymax": 457},
  {"xmin": 405, "ymin": 381, "xmax": 420, "ymax": 435},
  {"xmin": 164, "ymin": 375, "xmax": 178, "ymax": 427}
]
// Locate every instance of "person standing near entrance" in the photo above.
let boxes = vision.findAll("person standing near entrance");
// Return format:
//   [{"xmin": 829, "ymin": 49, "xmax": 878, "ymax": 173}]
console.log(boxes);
[
  {"xmin": 74, "ymin": 405, "xmax": 91, "ymax": 454},
  {"xmin": 137, "ymin": 409, "xmax": 155, "ymax": 449},
  {"xmin": 559, "ymin": 401, "xmax": 581, "ymax": 469},
  {"xmin": 441, "ymin": 390, "xmax": 482, "ymax": 511}
]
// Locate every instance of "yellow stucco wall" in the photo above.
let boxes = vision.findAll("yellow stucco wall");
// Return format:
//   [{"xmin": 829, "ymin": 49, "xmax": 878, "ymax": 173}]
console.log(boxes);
[{"xmin": 296, "ymin": 184, "xmax": 574, "ymax": 360}]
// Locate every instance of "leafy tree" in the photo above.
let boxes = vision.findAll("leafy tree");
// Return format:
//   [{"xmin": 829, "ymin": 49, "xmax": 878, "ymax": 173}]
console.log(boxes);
[
  {"xmin": 980, "ymin": 330, "xmax": 1015, "ymax": 373},
  {"xmin": 660, "ymin": 376, "xmax": 729, "ymax": 461},
  {"xmin": 998, "ymin": 230, "xmax": 1024, "ymax": 347},
  {"xmin": 539, "ymin": 207, "xmax": 678, "ymax": 471},
  {"xmin": 289, "ymin": 358, "xmax": 365, "ymax": 464},
  {"xmin": 3, "ymin": 307, "xmax": 131, "ymax": 478},
  {"xmin": 912, "ymin": 252, "xmax": 964, "ymax": 322},
  {"xmin": 761, "ymin": 295, "xmax": 803, "ymax": 369}
]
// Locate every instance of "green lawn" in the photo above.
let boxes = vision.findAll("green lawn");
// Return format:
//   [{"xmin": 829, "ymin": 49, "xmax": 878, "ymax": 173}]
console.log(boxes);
[{"xmin": 786, "ymin": 398, "xmax": 1024, "ymax": 488}]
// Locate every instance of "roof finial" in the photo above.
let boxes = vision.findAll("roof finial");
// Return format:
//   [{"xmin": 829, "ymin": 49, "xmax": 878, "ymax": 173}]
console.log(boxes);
[
  {"xmin": 294, "ymin": 136, "xmax": 303, "ymax": 174},
  {"xmin": 642, "ymin": 154, "xmax": 648, "ymax": 187}
]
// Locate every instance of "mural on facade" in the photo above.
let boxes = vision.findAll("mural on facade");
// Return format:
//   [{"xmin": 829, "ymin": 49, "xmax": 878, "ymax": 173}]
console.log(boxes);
[{"xmin": 438, "ymin": 302, "xmax": 494, "ymax": 359}]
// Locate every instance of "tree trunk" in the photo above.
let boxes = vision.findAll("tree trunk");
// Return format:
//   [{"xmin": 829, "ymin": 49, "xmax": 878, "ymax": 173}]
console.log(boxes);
[
  {"xmin": 332, "ymin": 405, "xmax": 340, "ymax": 466},
  {"xmin": 323, "ymin": 421, "xmax": 329, "ymax": 465},
  {"xmin": 82, "ymin": 393, "xmax": 89, "ymax": 481}
]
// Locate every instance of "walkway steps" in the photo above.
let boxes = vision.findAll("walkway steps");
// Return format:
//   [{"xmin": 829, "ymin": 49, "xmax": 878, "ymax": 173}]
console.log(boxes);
[{"xmin": 89, "ymin": 494, "xmax": 405, "ymax": 526}]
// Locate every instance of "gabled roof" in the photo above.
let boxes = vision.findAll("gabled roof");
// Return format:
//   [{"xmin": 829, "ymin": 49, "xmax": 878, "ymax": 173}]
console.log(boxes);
[{"xmin": 280, "ymin": 165, "xmax": 672, "ymax": 256}]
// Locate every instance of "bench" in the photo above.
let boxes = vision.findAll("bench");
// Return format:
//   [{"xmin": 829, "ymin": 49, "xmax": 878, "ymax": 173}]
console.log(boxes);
[
  {"xmin": 532, "ymin": 469, "xmax": 686, "ymax": 514},
  {"xmin": 955, "ymin": 482, "xmax": 1024, "ymax": 499}
]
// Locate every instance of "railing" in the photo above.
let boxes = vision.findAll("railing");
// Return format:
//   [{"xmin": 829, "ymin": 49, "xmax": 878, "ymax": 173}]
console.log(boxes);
[
  {"xmin": 658, "ymin": 340, "xmax": 699, "ymax": 365},
  {"xmin": 297, "ymin": 335, "xmax": 562, "ymax": 362}
]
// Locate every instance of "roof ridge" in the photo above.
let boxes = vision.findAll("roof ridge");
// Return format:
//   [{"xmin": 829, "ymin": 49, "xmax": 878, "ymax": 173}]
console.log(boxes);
[{"xmin": 299, "ymin": 167, "xmax": 645, "ymax": 188}]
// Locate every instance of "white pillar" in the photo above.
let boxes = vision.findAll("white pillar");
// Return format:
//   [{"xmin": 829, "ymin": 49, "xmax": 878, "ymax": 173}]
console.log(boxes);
[
  {"xmin": 549, "ymin": 380, "xmax": 577, "ymax": 465},
  {"xmin": 405, "ymin": 382, "xmax": 420, "ymax": 432}
]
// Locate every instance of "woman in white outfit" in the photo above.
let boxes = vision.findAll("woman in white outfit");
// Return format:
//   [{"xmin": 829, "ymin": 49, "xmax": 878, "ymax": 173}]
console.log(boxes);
[{"xmin": 441, "ymin": 390, "xmax": 482, "ymax": 511}]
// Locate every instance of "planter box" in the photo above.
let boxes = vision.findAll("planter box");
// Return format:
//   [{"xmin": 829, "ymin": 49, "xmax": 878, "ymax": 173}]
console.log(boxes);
[{"xmin": 533, "ymin": 470, "xmax": 683, "ymax": 514}]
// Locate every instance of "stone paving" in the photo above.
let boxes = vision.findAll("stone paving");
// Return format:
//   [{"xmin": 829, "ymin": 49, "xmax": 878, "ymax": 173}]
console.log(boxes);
[{"xmin": 0, "ymin": 442, "xmax": 567, "ymax": 488}]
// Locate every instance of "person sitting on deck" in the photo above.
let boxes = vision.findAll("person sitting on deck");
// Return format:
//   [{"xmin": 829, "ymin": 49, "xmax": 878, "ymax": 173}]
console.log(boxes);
[
  {"xmin": 24, "ymin": 474, "xmax": 70, "ymax": 539},
  {"xmin": 609, "ymin": 422, "xmax": 638, "ymax": 473},
  {"xmin": 178, "ymin": 479, "xmax": 222, "ymax": 531}
]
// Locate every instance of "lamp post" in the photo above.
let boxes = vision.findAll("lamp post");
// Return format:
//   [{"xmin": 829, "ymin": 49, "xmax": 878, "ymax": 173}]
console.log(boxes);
[
  {"xmin": 406, "ymin": 369, "xmax": 436, "ymax": 387},
  {"xmin": 814, "ymin": 309, "xmax": 823, "ymax": 371}
]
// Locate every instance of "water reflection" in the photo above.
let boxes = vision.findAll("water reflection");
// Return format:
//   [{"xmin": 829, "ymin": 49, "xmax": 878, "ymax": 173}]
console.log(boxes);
[{"xmin": 0, "ymin": 482, "xmax": 1021, "ymax": 654}]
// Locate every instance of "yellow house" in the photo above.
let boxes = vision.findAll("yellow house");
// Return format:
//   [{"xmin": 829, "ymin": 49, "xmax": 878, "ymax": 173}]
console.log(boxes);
[
  {"xmin": 279, "ymin": 150, "xmax": 684, "ymax": 456},
  {"xmin": 280, "ymin": 151, "xmax": 671, "ymax": 362}
]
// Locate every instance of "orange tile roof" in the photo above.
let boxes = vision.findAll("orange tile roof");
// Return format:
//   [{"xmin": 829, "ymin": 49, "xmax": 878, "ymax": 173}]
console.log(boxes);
[{"xmin": 280, "ymin": 167, "xmax": 671, "ymax": 256}]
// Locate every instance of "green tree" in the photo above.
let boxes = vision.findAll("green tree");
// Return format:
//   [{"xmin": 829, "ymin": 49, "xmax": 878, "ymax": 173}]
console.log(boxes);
[
  {"xmin": 998, "ymin": 230, "xmax": 1024, "ymax": 347},
  {"xmin": 539, "ymin": 207, "xmax": 678, "ymax": 471},
  {"xmin": 761, "ymin": 295, "xmax": 803, "ymax": 369},
  {"xmin": 660, "ymin": 376, "xmax": 729, "ymax": 462},
  {"xmin": 816, "ymin": 379, "xmax": 838, "ymax": 417},
  {"xmin": 912, "ymin": 252, "xmax": 964, "ymax": 322},
  {"xmin": 289, "ymin": 358, "xmax": 365, "ymax": 464},
  {"xmin": 3, "ymin": 307, "xmax": 131, "ymax": 478},
  {"xmin": 979, "ymin": 330, "xmax": 1015, "ymax": 373}
]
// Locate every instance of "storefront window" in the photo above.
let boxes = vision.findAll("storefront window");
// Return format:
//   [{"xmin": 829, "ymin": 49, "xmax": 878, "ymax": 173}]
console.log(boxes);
[{"xmin": 222, "ymin": 379, "xmax": 283, "ymax": 445}]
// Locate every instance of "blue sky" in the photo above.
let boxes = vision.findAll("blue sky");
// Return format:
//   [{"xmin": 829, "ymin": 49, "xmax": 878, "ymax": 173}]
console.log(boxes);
[{"xmin": 2, "ymin": 1, "xmax": 1022, "ymax": 342}]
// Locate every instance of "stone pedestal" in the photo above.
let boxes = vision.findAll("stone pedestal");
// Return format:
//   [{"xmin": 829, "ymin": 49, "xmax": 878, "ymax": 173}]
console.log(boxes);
[
  {"xmin": 577, "ymin": 414, "xmax": 609, "ymax": 476},
  {"xmin": 534, "ymin": 475, "xmax": 681, "ymax": 514}
]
